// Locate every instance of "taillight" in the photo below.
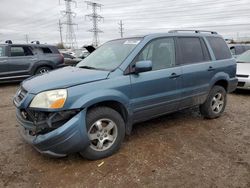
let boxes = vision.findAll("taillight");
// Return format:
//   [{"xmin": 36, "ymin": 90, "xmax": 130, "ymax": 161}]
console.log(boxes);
[{"xmin": 59, "ymin": 53, "xmax": 64, "ymax": 64}]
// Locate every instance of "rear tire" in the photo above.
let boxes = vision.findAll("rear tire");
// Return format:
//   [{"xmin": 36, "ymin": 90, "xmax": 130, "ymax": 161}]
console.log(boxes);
[
  {"xmin": 80, "ymin": 107, "xmax": 125, "ymax": 160},
  {"xmin": 200, "ymin": 85, "xmax": 227, "ymax": 119},
  {"xmin": 35, "ymin": 66, "xmax": 52, "ymax": 75}
]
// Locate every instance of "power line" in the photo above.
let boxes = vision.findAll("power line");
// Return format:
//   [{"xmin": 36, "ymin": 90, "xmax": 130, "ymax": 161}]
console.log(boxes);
[
  {"xmin": 61, "ymin": 0, "xmax": 78, "ymax": 49},
  {"xmin": 118, "ymin": 20, "xmax": 124, "ymax": 38},
  {"xmin": 104, "ymin": 0, "xmax": 244, "ymax": 9},
  {"xmin": 85, "ymin": 1, "xmax": 104, "ymax": 47},
  {"xmin": 58, "ymin": 19, "xmax": 63, "ymax": 44}
]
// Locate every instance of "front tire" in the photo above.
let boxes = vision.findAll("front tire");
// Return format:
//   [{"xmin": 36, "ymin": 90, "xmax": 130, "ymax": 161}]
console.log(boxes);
[
  {"xmin": 80, "ymin": 107, "xmax": 125, "ymax": 160},
  {"xmin": 200, "ymin": 85, "xmax": 227, "ymax": 119}
]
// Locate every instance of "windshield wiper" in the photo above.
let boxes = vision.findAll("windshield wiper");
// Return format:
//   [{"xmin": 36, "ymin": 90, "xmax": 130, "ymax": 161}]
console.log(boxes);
[
  {"xmin": 78, "ymin": 65, "xmax": 97, "ymax": 70},
  {"xmin": 78, "ymin": 65, "xmax": 109, "ymax": 71},
  {"xmin": 236, "ymin": 61, "xmax": 248, "ymax": 63}
]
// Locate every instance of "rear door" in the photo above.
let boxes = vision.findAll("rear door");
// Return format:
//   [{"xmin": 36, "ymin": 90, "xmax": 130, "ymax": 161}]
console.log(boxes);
[
  {"xmin": 177, "ymin": 36, "xmax": 213, "ymax": 109},
  {"xmin": 130, "ymin": 37, "xmax": 182, "ymax": 122},
  {"xmin": 205, "ymin": 36, "xmax": 234, "ymax": 81},
  {"xmin": 7, "ymin": 46, "xmax": 36, "ymax": 77}
]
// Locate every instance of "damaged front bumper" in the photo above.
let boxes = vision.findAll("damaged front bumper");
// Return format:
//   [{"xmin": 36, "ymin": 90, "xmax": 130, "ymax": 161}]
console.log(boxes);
[{"xmin": 16, "ymin": 109, "xmax": 90, "ymax": 157}]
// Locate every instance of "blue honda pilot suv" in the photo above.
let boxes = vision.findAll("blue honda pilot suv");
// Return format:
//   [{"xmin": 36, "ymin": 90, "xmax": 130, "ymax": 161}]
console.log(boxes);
[{"xmin": 14, "ymin": 30, "xmax": 237, "ymax": 160}]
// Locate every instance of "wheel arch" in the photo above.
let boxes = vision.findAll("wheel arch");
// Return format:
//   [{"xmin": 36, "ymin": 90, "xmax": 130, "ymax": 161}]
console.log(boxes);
[
  {"xmin": 210, "ymin": 72, "xmax": 230, "ymax": 92},
  {"xmin": 67, "ymin": 88, "xmax": 133, "ymax": 135},
  {"xmin": 86, "ymin": 100, "xmax": 132, "ymax": 135},
  {"xmin": 213, "ymin": 80, "xmax": 228, "ymax": 92},
  {"xmin": 31, "ymin": 61, "xmax": 55, "ymax": 75}
]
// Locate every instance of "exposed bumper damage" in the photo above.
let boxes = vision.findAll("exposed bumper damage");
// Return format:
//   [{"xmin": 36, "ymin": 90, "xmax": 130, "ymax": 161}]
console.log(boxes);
[{"xmin": 16, "ymin": 108, "xmax": 90, "ymax": 157}]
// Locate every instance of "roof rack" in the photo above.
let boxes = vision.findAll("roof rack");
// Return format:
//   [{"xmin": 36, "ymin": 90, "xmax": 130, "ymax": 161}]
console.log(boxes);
[
  {"xmin": 5, "ymin": 40, "xmax": 13, "ymax": 44},
  {"xmin": 31, "ymin": 41, "xmax": 40, "ymax": 44},
  {"xmin": 168, "ymin": 30, "xmax": 218, "ymax": 34}
]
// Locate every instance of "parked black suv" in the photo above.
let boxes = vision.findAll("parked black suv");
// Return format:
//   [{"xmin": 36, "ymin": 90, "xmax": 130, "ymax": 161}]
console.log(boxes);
[{"xmin": 0, "ymin": 42, "xmax": 64, "ymax": 82}]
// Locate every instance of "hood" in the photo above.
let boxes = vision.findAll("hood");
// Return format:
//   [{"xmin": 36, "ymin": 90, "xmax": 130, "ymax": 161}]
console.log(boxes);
[
  {"xmin": 236, "ymin": 62, "xmax": 250, "ymax": 76},
  {"xmin": 22, "ymin": 66, "xmax": 109, "ymax": 94}
]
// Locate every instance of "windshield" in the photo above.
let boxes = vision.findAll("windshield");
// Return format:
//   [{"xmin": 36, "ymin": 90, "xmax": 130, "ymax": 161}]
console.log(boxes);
[
  {"xmin": 77, "ymin": 38, "xmax": 141, "ymax": 70},
  {"xmin": 236, "ymin": 50, "xmax": 250, "ymax": 63}
]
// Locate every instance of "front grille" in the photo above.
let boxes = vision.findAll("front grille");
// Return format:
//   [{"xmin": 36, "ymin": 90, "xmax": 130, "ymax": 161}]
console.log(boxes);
[
  {"xmin": 19, "ymin": 109, "xmax": 79, "ymax": 135},
  {"xmin": 237, "ymin": 82, "xmax": 245, "ymax": 87},
  {"xmin": 15, "ymin": 88, "xmax": 28, "ymax": 103},
  {"xmin": 236, "ymin": 74, "xmax": 249, "ymax": 78}
]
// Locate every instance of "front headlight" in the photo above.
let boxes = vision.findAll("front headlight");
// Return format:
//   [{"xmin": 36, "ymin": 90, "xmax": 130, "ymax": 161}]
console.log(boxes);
[{"xmin": 30, "ymin": 89, "xmax": 67, "ymax": 109}]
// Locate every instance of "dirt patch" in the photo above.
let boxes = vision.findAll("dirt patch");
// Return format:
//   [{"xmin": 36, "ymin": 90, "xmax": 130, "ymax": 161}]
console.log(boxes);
[{"xmin": 0, "ymin": 84, "xmax": 249, "ymax": 188}]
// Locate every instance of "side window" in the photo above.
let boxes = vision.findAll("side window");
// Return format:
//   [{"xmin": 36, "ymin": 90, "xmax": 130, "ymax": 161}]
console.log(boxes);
[
  {"xmin": 0, "ymin": 47, "xmax": 5, "ymax": 57},
  {"xmin": 41, "ymin": 47, "xmax": 52, "ymax": 54},
  {"xmin": 11, "ymin": 47, "xmax": 25, "ymax": 57},
  {"xmin": 178, "ymin": 37, "xmax": 205, "ymax": 64},
  {"xmin": 136, "ymin": 38, "xmax": 176, "ymax": 70},
  {"xmin": 206, "ymin": 37, "xmax": 232, "ymax": 60},
  {"xmin": 10, "ymin": 46, "xmax": 33, "ymax": 57}
]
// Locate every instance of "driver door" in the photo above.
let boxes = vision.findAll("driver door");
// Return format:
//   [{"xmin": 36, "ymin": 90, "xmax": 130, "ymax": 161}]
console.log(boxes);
[{"xmin": 129, "ymin": 37, "xmax": 182, "ymax": 122}]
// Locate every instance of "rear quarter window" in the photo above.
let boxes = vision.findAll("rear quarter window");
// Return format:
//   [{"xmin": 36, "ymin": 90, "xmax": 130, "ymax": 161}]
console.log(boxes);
[
  {"xmin": 206, "ymin": 37, "xmax": 232, "ymax": 60},
  {"xmin": 40, "ymin": 47, "xmax": 53, "ymax": 54}
]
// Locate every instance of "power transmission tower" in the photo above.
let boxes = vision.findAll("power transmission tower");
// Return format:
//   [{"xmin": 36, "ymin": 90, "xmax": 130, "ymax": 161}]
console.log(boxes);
[
  {"xmin": 58, "ymin": 19, "xmax": 63, "ymax": 45},
  {"xmin": 85, "ymin": 1, "xmax": 103, "ymax": 47},
  {"xmin": 61, "ymin": 0, "xmax": 78, "ymax": 50},
  {"xmin": 118, "ymin": 20, "xmax": 124, "ymax": 38},
  {"xmin": 25, "ymin": 34, "xmax": 29, "ymax": 43}
]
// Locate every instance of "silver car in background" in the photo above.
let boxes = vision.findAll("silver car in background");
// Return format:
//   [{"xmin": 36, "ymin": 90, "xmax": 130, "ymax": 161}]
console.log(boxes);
[{"xmin": 236, "ymin": 50, "xmax": 250, "ymax": 90}]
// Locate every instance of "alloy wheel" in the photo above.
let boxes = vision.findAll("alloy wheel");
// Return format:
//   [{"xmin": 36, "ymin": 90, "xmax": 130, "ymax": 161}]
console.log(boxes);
[
  {"xmin": 211, "ymin": 92, "xmax": 224, "ymax": 114},
  {"xmin": 88, "ymin": 118, "xmax": 118, "ymax": 151}
]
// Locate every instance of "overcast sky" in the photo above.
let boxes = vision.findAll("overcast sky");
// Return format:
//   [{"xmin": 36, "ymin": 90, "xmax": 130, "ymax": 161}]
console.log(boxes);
[{"xmin": 0, "ymin": 0, "xmax": 250, "ymax": 47}]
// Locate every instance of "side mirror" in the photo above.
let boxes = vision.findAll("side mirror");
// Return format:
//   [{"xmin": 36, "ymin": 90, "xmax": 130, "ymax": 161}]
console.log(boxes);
[{"xmin": 134, "ymin": 60, "xmax": 152, "ymax": 74}]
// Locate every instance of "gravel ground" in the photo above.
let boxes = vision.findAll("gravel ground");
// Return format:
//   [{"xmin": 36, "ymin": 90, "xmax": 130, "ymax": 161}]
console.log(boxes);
[{"xmin": 0, "ymin": 84, "xmax": 249, "ymax": 188}]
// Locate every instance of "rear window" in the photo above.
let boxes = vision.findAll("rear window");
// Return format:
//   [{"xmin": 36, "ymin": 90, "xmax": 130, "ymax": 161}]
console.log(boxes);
[
  {"xmin": 206, "ymin": 37, "xmax": 232, "ymax": 60},
  {"xmin": 178, "ymin": 37, "xmax": 208, "ymax": 64}
]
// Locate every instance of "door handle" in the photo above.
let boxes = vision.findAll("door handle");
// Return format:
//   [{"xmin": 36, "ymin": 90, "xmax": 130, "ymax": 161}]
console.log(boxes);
[
  {"xmin": 0, "ymin": 60, "xmax": 7, "ymax": 63},
  {"xmin": 31, "ymin": 58, "xmax": 38, "ymax": 61},
  {"xmin": 208, "ymin": 66, "xmax": 215, "ymax": 71},
  {"xmin": 169, "ymin": 72, "xmax": 180, "ymax": 79}
]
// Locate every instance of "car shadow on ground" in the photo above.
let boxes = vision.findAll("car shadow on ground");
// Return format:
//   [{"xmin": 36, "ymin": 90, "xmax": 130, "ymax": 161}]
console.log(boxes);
[
  {"xmin": 0, "ymin": 82, "xmax": 20, "ymax": 88},
  {"xmin": 232, "ymin": 89, "xmax": 250, "ymax": 95},
  {"xmin": 33, "ymin": 107, "xmax": 202, "ymax": 163}
]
